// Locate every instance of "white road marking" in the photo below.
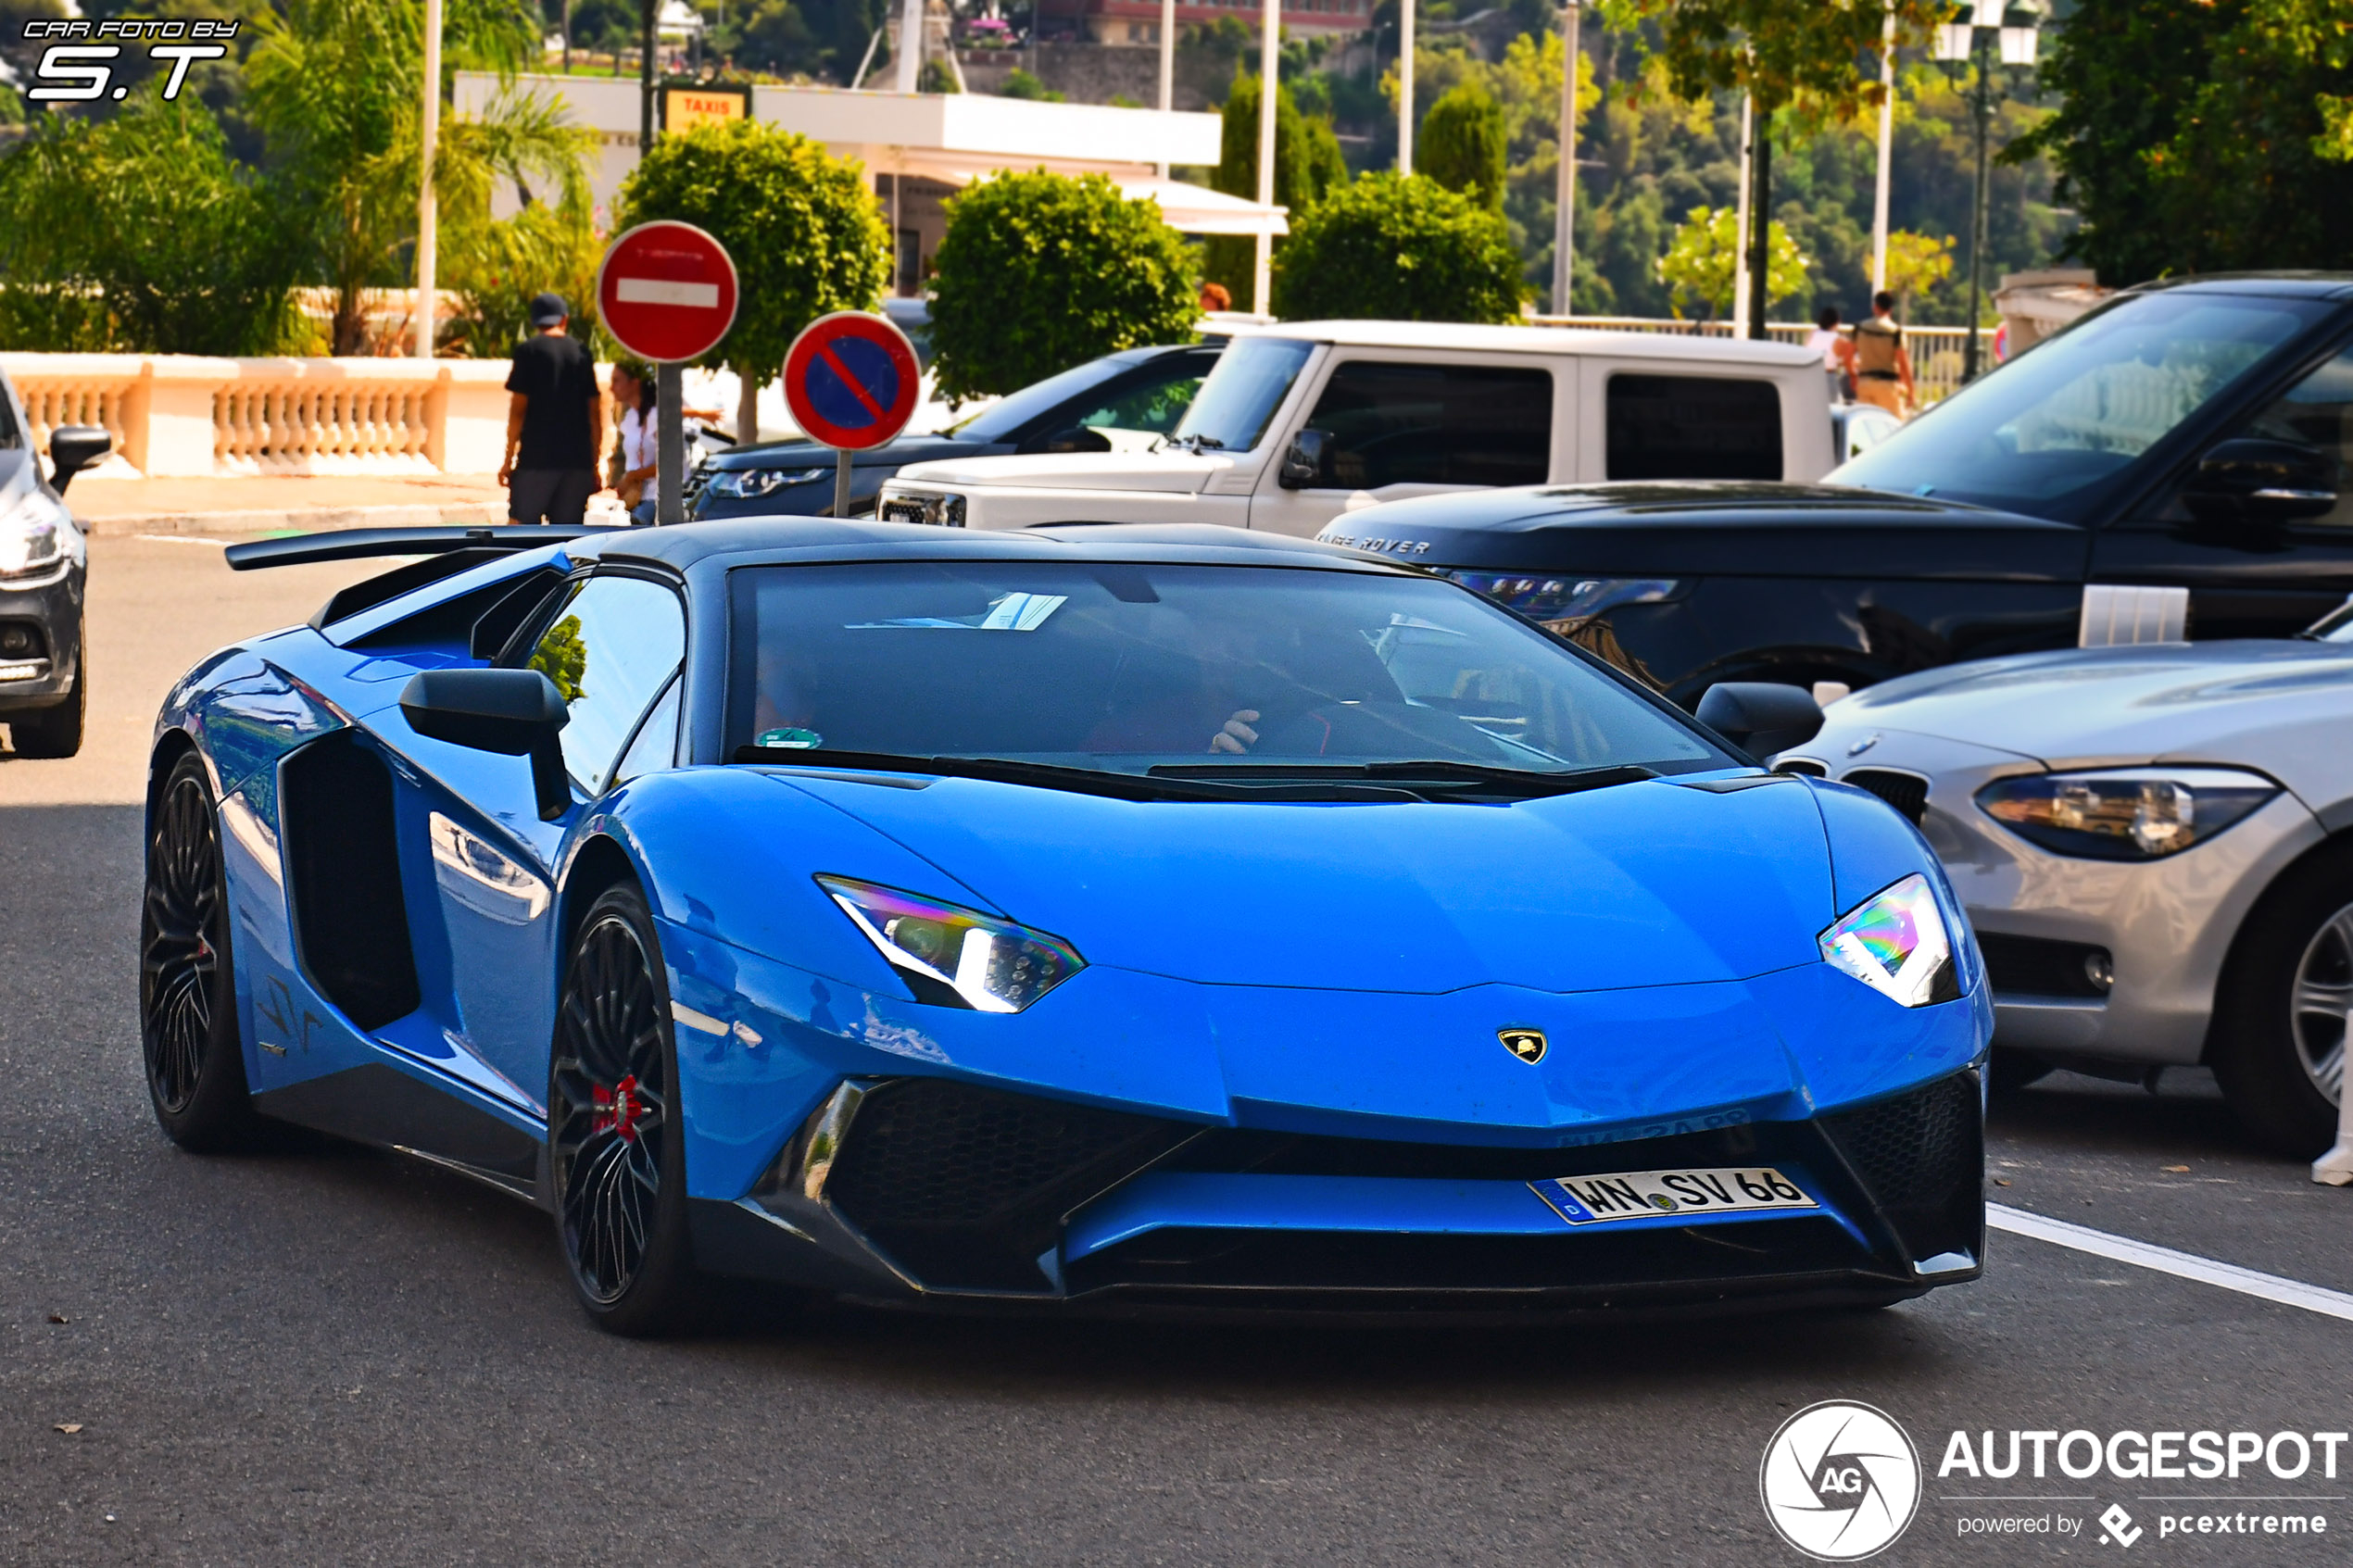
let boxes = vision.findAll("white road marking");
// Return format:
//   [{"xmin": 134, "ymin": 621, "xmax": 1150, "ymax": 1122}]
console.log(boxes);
[
  {"xmin": 134, "ymin": 533, "xmax": 231, "ymax": 545},
  {"xmin": 1991, "ymin": 1202, "xmax": 2353, "ymax": 1322},
  {"xmin": 616, "ymin": 277, "xmax": 719, "ymax": 308}
]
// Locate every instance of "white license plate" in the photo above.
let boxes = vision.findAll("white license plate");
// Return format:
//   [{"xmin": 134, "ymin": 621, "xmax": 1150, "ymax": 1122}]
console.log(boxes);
[{"xmin": 1529, "ymin": 1167, "xmax": 1818, "ymax": 1226}]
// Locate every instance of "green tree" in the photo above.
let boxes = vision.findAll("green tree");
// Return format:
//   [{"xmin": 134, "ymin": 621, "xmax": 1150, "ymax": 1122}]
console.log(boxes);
[
  {"xmin": 999, "ymin": 68, "xmax": 1065, "ymax": 102},
  {"xmin": 1882, "ymin": 228, "xmax": 1953, "ymax": 321},
  {"xmin": 246, "ymin": 0, "xmax": 584, "ymax": 354},
  {"xmin": 530, "ymin": 615, "xmax": 588, "ymax": 704},
  {"xmin": 1656, "ymin": 204, "xmax": 1804, "ymax": 318},
  {"xmin": 929, "ymin": 169, "xmax": 1201, "ymax": 401},
  {"xmin": 2007, "ymin": 0, "xmax": 2353, "ymax": 281},
  {"xmin": 1419, "ymin": 80, "xmax": 1506, "ymax": 212},
  {"xmin": 0, "ymin": 95, "xmax": 305, "ymax": 353},
  {"xmin": 1386, "ymin": 31, "xmax": 1597, "ymax": 307},
  {"xmin": 1203, "ymin": 70, "xmax": 1350, "ymax": 310},
  {"xmin": 618, "ymin": 118, "xmax": 889, "ymax": 441},
  {"xmin": 1597, "ymin": 0, "xmax": 1950, "ymax": 332},
  {"xmin": 1270, "ymin": 171, "xmax": 1525, "ymax": 323}
]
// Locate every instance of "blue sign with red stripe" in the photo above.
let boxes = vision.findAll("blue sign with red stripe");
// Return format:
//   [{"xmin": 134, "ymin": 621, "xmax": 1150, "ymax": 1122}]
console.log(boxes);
[{"xmin": 782, "ymin": 312, "xmax": 924, "ymax": 451}]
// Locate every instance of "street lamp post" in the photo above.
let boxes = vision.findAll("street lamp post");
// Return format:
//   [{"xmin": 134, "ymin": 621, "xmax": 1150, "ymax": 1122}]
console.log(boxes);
[
  {"xmin": 1550, "ymin": 0, "xmax": 1579, "ymax": 314},
  {"xmin": 1934, "ymin": 0, "xmax": 2041, "ymax": 383}
]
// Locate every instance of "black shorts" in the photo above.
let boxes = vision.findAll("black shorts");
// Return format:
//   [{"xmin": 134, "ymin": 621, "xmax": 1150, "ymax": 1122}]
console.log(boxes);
[{"xmin": 508, "ymin": 469, "xmax": 598, "ymax": 526}]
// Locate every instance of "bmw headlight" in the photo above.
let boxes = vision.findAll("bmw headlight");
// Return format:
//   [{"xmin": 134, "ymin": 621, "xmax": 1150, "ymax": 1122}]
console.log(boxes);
[
  {"xmin": 1820, "ymin": 873, "xmax": 1958, "ymax": 1008},
  {"xmin": 703, "ymin": 466, "xmax": 830, "ymax": 500},
  {"xmin": 0, "ymin": 491, "xmax": 61, "ymax": 577},
  {"xmin": 1975, "ymin": 768, "xmax": 2279, "ymax": 860},
  {"xmin": 1445, "ymin": 573, "xmax": 1682, "ymax": 627},
  {"xmin": 817, "ymin": 875, "xmax": 1084, "ymax": 1013}
]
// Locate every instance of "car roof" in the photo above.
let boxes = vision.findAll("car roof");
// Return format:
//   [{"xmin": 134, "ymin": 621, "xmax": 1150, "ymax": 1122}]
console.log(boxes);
[
  {"xmin": 1234, "ymin": 320, "xmax": 1818, "ymax": 367},
  {"xmin": 590, "ymin": 518, "xmax": 1421, "ymax": 573},
  {"xmin": 2122, "ymin": 272, "xmax": 2353, "ymax": 300}
]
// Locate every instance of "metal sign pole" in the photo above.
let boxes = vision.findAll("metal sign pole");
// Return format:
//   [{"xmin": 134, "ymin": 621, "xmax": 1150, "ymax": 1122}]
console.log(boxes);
[
  {"xmin": 657, "ymin": 361, "xmax": 685, "ymax": 524},
  {"xmin": 833, "ymin": 447, "xmax": 853, "ymax": 518}
]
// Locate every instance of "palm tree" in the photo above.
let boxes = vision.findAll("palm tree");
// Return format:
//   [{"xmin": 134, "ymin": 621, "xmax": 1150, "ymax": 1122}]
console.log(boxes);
[{"xmin": 247, "ymin": 0, "xmax": 588, "ymax": 355}]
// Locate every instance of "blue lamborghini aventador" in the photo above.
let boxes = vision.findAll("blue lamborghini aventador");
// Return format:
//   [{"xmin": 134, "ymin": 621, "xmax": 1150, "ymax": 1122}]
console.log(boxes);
[{"xmin": 143, "ymin": 520, "xmax": 1990, "ymax": 1335}]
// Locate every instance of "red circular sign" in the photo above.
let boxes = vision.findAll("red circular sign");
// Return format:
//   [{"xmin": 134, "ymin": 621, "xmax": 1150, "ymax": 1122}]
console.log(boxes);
[
  {"xmin": 782, "ymin": 311, "xmax": 923, "ymax": 451},
  {"xmin": 595, "ymin": 220, "xmax": 739, "ymax": 363}
]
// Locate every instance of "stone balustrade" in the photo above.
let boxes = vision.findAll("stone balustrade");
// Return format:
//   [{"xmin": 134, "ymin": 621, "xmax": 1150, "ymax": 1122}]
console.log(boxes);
[{"xmin": 0, "ymin": 355, "xmax": 612, "ymax": 479}]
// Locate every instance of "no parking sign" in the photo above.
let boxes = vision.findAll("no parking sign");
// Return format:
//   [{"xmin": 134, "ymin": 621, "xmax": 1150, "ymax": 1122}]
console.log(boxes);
[{"xmin": 785, "ymin": 311, "xmax": 922, "ymax": 445}]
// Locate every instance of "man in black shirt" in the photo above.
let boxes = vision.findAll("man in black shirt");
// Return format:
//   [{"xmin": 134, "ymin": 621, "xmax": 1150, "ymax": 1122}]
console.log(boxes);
[{"xmin": 500, "ymin": 293, "xmax": 604, "ymax": 525}]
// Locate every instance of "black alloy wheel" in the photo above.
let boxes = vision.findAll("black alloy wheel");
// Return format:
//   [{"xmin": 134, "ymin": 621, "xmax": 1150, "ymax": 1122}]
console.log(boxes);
[
  {"xmin": 549, "ymin": 884, "xmax": 700, "ymax": 1335},
  {"xmin": 140, "ymin": 750, "xmax": 260, "ymax": 1149}
]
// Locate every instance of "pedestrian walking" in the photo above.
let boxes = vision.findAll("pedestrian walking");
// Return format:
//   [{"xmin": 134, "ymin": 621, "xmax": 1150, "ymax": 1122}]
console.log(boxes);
[
  {"xmin": 1806, "ymin": 307, "xmax": 1857, "ymax": 403},
  {"xmin": 1853, "ymin": 291, "xmax": 1916, "ymax": 418},
  {"xmin": 499, "ymin": 293, "xmax": 604, "ymax": 525}
]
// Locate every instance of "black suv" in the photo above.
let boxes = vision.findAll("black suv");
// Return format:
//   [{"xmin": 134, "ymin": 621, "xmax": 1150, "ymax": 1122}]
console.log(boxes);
[{"xmin": 1324, "ymin": 276, "xmax": 2353, "ymax": 704}]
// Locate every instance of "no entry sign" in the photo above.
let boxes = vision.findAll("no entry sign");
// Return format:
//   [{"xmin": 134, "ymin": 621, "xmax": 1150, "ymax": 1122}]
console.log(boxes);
[
  {"xmin": 782, "ymin": 311, "xmax": 923, "ymax": 451},
  {"xmin": 596, "ymin": 220, "xmax": 739, "ymax": 364}
]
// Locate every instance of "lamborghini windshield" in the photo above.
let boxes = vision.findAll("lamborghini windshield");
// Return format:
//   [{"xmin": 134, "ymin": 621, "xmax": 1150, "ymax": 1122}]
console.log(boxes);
[{"xmin": 726, "ymin": 561, "xmax": 1725, "ymax": 777}]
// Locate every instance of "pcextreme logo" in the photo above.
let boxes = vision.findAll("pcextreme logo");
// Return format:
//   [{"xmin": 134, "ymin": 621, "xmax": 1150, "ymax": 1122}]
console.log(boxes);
[{"xmin": 1760, "ymin": 1400, "xmax": 1924, "ymax": 1561}]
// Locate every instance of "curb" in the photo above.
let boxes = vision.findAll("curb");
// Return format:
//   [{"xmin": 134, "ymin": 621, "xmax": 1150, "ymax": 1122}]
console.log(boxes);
[{"xmin": 81, "ymin": 500, "xmax": 511, "ymax": 538}]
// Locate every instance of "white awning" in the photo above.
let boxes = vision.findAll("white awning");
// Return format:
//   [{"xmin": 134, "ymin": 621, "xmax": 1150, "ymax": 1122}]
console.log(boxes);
[{"xmin": 913, "ymin": 166, "xmax": 1287, "ymax": 239}]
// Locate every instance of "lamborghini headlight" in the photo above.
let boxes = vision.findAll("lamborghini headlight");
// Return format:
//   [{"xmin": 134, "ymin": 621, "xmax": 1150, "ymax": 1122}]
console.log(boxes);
[
  {"xmin": 816, "ymin": 874, "xmax": 1084, "ymax": 1013},
  {"xmin": 1819, "ymin": 873, "xmax": 1958, "ymax": 1008},
  {"xmin": 1975, "ymin": 768, "xmax": 2279, "ymax": 860}
]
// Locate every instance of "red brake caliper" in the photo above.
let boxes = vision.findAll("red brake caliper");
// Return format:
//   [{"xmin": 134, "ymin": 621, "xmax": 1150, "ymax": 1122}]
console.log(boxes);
[{"xmin": 590, "ymin": 1074, "xmax": 645, "ymax": 1141}]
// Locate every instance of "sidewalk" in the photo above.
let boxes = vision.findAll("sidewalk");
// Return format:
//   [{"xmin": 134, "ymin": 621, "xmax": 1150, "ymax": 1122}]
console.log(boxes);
[{"xmin": 67, "ymin": 472, "xmax": 517, "ymax": 537}]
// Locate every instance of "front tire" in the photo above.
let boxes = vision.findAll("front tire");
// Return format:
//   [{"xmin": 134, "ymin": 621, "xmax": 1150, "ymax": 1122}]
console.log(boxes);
[
  {"xmin": 11, "ymin": 644, "xmax": 84, "ymax": 759},
  {"xmin": 549, "ymin": 884, "xmax": 701, "ymax": 1336},
  {"xmin": 140, "ymin": 750, "xmax": 262, "ymax": 1150},
  {"xmin": 2211, "ymin": 841, "xmax": 2353, "ymax": 1156}
]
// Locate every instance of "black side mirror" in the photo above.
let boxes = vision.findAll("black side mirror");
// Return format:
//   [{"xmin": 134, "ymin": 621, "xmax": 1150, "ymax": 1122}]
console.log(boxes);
[
  {"xmin": 1028, "ymin": 425, "xmax": 1113, "ymax": 456},
  {"xmin": 47, "ymin": 425, "xmax": 110, "ymax": 495},
  {"xmin": 398, "ymin": 669, "xmax": 572, "ymax": 820},
  {"xmin": 2183, "ymin": 437, "xmax": 2338, "ymax": 524},
  {"xmin": 1278, "ymin": 429, "xmax": 1333, "ymax": 490},
  {"xmin": 1696, "ymin": 682, "xmax": 1825, "ymax": 762}
]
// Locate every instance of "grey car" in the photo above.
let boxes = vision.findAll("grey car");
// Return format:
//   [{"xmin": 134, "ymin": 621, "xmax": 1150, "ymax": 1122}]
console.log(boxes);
[
  {"xmin": 0, "ymin": 376, "xmax": 108, "ymax": 759},
  {"xmin": 1780, "ymin": 615, "xmax": 2353, "ymax": 1154}
]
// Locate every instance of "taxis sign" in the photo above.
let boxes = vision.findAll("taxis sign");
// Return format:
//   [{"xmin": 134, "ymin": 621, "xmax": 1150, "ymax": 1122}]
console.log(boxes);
[{"xmin": 661, "ymin": 82, "xmax": 751, "ymax": 132}]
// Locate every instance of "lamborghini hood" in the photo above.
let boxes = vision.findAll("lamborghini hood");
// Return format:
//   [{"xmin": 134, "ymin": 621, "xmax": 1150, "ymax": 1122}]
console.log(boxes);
[{"xmin": 772, "ymin": 771, "xmax": 1832, "ymax": 994}]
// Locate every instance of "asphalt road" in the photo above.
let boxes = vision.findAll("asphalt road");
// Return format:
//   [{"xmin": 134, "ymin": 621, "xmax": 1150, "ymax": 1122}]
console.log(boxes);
[{"xmin": 2, "ymin": 537, "xmax": 2350, "ymax": 1565}]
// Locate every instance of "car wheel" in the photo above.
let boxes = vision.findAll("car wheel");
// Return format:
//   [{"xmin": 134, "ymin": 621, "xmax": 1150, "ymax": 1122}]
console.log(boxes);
[
  {"xmin": 11, "ymin": 645, "xmax": 83, "ymax": 759},
  {"xmin": 140, "ymin": 750, "xmax": 262, "ymax": 1150},
  {"xmin": 2210, "ymin": 842, "xmax": 2353, "ymax": 1157},
  {"xmin": 549, "ymin": 883, "xmax": 701, "ymax": 1336}
]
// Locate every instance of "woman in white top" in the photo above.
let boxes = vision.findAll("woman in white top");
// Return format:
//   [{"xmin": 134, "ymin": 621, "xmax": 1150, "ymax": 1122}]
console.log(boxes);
[
  {"xmin": 1806, "ymin": 307, "xmax": 1857, "ymax": 402},
  {"xmin": 610, "ymin": 360, "xmax": 725, "ymax": 523}
]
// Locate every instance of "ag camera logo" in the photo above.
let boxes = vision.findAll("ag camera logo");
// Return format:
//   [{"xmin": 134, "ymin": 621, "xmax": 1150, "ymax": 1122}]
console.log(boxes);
[{"xmin": 1760, "ymin": 1400, "xmax": 1922, "ymax": 1560}]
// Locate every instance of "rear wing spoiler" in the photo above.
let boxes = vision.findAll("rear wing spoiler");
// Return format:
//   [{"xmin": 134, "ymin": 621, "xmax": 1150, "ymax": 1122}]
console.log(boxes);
[{"xmin": 223, "ymin": 524, "xmax": 622, "ymax": 572}]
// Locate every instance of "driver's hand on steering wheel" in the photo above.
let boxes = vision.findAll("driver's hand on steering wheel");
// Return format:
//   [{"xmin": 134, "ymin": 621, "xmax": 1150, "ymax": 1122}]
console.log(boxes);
[{"xmin": 1209, "ymin": 709, "xmax": 1261, "ymax": 754}]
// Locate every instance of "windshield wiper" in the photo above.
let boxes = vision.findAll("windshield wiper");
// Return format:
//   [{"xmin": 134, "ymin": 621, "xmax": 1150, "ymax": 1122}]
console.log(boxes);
[
  {"xmin": 1170, "ymin": 433, "xmax": 1225, "ymax": 453},
  {"xmin": 733, "ymin": 746, "xmax": 1419, "ymax": 802},
  {"xmin": 1150, "ymin": 759, "xmax": 1656, "ymax": 798}
]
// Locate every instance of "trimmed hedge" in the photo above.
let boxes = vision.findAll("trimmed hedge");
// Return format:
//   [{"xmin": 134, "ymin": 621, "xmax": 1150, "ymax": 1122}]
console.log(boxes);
[
  {"xmin": 929, "ymin": 169, "xmax": 1201, "ymax": 402},
  {"xmin": 1271, "ymin": 173, "xmax": 1525, "ymax": 324}
]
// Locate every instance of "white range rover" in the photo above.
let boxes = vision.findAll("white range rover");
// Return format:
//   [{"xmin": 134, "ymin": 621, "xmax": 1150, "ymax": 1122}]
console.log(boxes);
[{"xmin": 875, "ymin": 320, "xmax": 1836, "ymax": 539}]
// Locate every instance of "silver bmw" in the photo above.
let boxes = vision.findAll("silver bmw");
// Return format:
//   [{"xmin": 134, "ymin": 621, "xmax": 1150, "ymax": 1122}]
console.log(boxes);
[{"xmin": 1780, "ymin": 617, "xmax": 2353, "ymax": 1155}]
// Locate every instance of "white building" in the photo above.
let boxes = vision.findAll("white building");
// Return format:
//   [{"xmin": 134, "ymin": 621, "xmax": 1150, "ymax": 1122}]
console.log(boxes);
[{"xmin": 453, "ymin": 73, "xmax": 1279, "ymax": 297}]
